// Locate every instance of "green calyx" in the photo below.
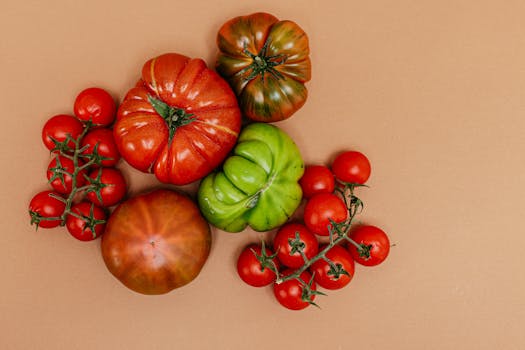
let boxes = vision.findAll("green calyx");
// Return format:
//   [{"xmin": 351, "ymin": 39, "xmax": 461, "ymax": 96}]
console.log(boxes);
[
  {"xmin": 242, "ymin": 41, "xmax": 287, "ymax": 82},
  {"xmin": 148, "ymin": 95, "xmax": 196, "ymax": 141}
]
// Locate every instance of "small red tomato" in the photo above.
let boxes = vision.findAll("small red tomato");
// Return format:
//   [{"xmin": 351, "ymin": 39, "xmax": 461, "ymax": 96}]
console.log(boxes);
[
  {"xmin": 81, "ymin": 128, "xmax": 120, "ymax": 167},
  {"xmin": 332, "ymin": 151, "xmax": 371, "ymax": 184},
  {"xmin": 46, "ymin": 155, "xmax": 86, "ymax": 194},
  {"xmin": 310, "ymin": 245, "xmax": 355, "ymax": 290},
  {"xmin": 86, "ymin": 168, "xmax": 127, "ymax": 207},
  {"xmin": 42, "ymin": 114, "xmax": 84, "ymax": 151},
  {"xmin": 237, "ymin": 244, "xmax": 279, "ymax": 287},
  {"xmin": 273, "ymin": 223, "xmax": 319, "ymax": 268},
  {"xmin": 28, "ymin": 191, "xmax": 66, "ymax": 229},
  {"xmin": 348, "ymin": 225, "xmax": 390, "ymax": 266},
  {"xmin": 303, "ymin": 193, "xmax": 348, "ymax": 236},
  {"xmin": 74, "ymin": 87, "xmax": 116, "ymax": 127},
  {"xmin": 274, "ymin": 270, "xmax": 317, "ymax": 311},
  {"xmin": 299, "ymin": 165, "xmax": 335, "ymax": 198},
  {"xmin": 66, "ymin": 202, "xmax": 107, "ymax": 241}
]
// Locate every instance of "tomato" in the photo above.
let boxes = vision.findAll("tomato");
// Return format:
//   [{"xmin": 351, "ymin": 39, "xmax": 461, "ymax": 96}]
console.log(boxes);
[
  {"xmin": 74, "ymin": 87, "xmax": 116, "ymax": 127},
  {"xmin": 114, "ymin": 53, "xmax": 241, "ymax": 185},
  {"xmin": 273, "ymin": 270, "xmax": 316, "ymax": 310},
  {"xmin": 348, "ymin": 225, "xmax": 390, "ymax": 266},
  {"xmin": 310, "ymin": 245, "xmax": 355, "ymax": 290},
  {"xmin": 81, "ymin": 128, "xmax": 120, "ymax": 167},
  {"xmin": 42, "ymin": 114, "xmax": 84, "ymax": 152},
  {"xmin": 28, "ymin": 191, "xmax": 66, "ymax": 229},
  {"xmin": 65, "ymin": 202, "xmax": 107, "ymax": 241},
  {"xmin": 101, "ymin": 189, "xmax": 211, "ymax": 294},
  {"xmin": 273, "ymin": 223, "xmax": 318, "ymax": 268},
  {"xmin": 216, "ymin": 12, "xmax": 311, "ymax": 122},
  {"xmin": 86, "ymin": 168, "xmax": 127, "ymax": 207},
  {"xmin": 299, "ymin": 165, "xmax": 335, "ymax": 198},
  {"xmin": 332, "ymin": 151, "xmax": 371, "ymax": 184},
  {"xmin": 237, "ymin": 244, "xmax": 279, "ymax": 287},
  {"xmin": 303, "ymin": 193, "xmax": 348, "ymax": 236},
  {"xmin": 46, "ymin": 155, "xmax": 86, "ymax": 194}
]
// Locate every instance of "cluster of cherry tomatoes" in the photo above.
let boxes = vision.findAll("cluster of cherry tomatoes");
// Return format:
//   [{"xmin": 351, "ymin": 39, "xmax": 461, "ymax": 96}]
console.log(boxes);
[
  {"xmin": 28, "ymin": 87, "xmax": 127, "ymax": 241},
  {"xmin": 237, "ymin": 151, "xmax": 391, "ymax": 310}
]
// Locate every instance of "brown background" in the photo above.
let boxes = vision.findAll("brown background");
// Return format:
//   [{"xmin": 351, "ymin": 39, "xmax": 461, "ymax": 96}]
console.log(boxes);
[{"xmin": 1, "ymin": 0, "xmax": 524, "ymax": 349}]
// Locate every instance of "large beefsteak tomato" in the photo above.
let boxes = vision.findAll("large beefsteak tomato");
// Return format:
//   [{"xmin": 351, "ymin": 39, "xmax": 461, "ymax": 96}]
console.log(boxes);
[{"xmin": 114, "ymin": 53, "xmax": 241, "ymax": 185}]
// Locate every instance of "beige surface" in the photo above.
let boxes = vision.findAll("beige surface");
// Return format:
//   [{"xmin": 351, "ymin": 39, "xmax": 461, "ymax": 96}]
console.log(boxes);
[{"xmin": 2, "ymin": 0, "xmax": 525, "ymax": 349}]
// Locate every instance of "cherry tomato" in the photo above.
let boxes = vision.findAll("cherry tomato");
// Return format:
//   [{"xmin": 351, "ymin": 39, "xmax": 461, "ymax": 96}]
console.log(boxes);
[
  {"xmin": 80, "ymin": 128, "xmax": 120, "ymax": 167},
  {"xmin": 348, "ymin": 225, "xmax": 390, "ymax": 266},
  {"xmin": 42, "ymin": 114, "xmax": 84, "ymax": 151},
  {"xmin": 332, "ymin": 151, "xmax": 371, "ymax": 184},
  {"xmin": 237, "ymin": 244, "xmax": 279, "ymax": 287},
  {"xmin": 46, "ymin": 155, "xmax": 86, "ymax": 194},
  {"xmin": 28, "ymin": 191, "xmax": 66, "ymax": 229},
  {"xmin": 86, "ymin": 168, "xmax": 127, "ymax": 207},
  {"xmin": 66, "ymin": 202, "xmax": 107, "ymax": 241},
  {"xmin": 74, "ymin": 87, "xmax": 116, "ymax": 127},
  {"xmin": 273, "ymin": 270, "xmax": 316, "ymax": 310},
  {"xmin": 299, "ymin": 165, "xmax": 335, "ymax": 198},
  {"xmin": 310, "ymin": 245, "xmax": 355, "ymax": 290},
  {"xmin": 303, "ymin": 193, "xmax": 348, "ymax": 236},
  {"xmin": 273, "ymin": 223, "xmax": 319, "ymax": 268}
]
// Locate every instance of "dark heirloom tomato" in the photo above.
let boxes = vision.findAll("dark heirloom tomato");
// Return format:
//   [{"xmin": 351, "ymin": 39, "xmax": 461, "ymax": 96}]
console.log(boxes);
[
  {"xmin": 216, "ymin": 12, "xmax": 311, "ymax": 122},
  {"xmin": 101, "ymin": 189, "xmax": 211, "ymax": 295},
  {"xmin": 114, "ymin": 53, "xmax": 241, "ymax": 185}
]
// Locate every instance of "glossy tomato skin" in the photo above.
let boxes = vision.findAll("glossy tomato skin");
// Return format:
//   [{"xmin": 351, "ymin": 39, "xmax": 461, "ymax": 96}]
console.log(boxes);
[
  {"xmin": 348, "ymin": 225, "xmax": 390, "ymax": 266},
  {"xmin": 310, "ymin": 245, "xmax": 355, "ymax": 290},
  {"xmin": 332, "ymin": 151, "xmax": 371, "ymax": 184},
  {"xmin": 66, "ymin": 202, "xmax": 107, "ymax": 241},
  {"xmin": 74, "ymin": 87, "xmax": 116, "ymax": 127},
  {"xmin": 304, "ymin": 193, "xmax": 348, "ymax": 236},
  {"xmin": 273, "ymin": 223, "xmax": 318, "ymax": 268},
  {"xmin": 101, "ymin": 189, "xmax": 211, "ymax": 295},
  {"xmin": 42, "ymin": 114, "xmax": 84, "ymax": 151},
  {"xmin": 81, "ymin": 128, "xmax": 120, "ymax": 167},
  {"xmin": 46, "ymin": 155, "xmax": 86, "ymax": 194},
  {"xmin": 86, "ymin": 168, "xmax": 127, "ymax": 207},
  {"xmin": 237, "ymin": 244, "xmax": 279, "ymax": 287},
  {"xmin": 28, "ymin": 191, "xmax": 66, "ymax": 228},
  {"xmin": 114, "ymin": 53, "xmax": 241, "ymax": 185},
  {"xmin": 274, "ymin": 270, "xmax": 316, "ymax": 310},
  {"xmin": 299, "ymin": 165, "xmax": 335, "ymax": 198}
]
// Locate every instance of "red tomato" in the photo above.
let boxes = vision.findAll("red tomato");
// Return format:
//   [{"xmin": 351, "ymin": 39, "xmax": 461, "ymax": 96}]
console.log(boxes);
[
  {"xmin": 348, "ymin": 225, "xmax": 390, "ymax": 266},
  {"xmin": 46, "ymin": 155, "xmax": 86, "ymax": 194},
  {"xmin": 28, "ymin": 191, "xmax": 66, "ymax": 229},
  {"xmin": 42, "ymin": 114, "xmax": 84, "ymax": 151},
  {"xmin": 65, "ymin": 202, "xmax": 107, "ymax": 241},
  {"xmin": 274, "ymin": 270, "xmax": 316, "ymax": 310},
  {"xmin": 74, "ymin": 87, "xmax": 116, "ymax": 127},
  {"xmin": 86, "ymin": 168, "xmax": 127, "ymax": 207},
  {"xmin": 303, "ymin": 193, "xmax": 348, "ymax": 236},
  {"xmin": 237, "ymin": 244, "xmax": 279, "ymax": 287},
  {"xmin": 299, "ymin": 165, "xmax": 335, "ymax": 198},
  {"xmin": 81, "ymin": 128, "xmax": 120, "ymax": 167},
  {"xmin": 114, "ymin": 53, "xmax": 241, "ymax": 185},
  {"xmin": 273, "ymin": 223, "xmax": 319, "ymax": 268},
  {"xmin": 310, "ymin": 245, "xmax": 355, "ymax": 290},
  {"xmin": 332, "ymin": 151, "xmax": 371, "ymax": 184}
]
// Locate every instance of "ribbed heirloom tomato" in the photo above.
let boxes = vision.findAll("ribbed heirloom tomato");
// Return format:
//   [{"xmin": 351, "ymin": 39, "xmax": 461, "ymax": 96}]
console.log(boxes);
[{"xmin": 114, "ymin": 53, "xmax": 241, "ymax": 185}]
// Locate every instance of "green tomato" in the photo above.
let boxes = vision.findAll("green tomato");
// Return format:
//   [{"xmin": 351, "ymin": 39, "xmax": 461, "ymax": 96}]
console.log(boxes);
[{"xmin": 198, "ymin": 123, "xmax": 304, "ymax": 232}]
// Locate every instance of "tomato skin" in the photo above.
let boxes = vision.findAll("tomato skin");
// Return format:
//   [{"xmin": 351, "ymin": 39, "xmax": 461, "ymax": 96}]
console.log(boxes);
[
  {"xmin": 237, "ymin": 244, "xmax": 279, "ymax": 287},
  {"xmin": 332, "ymin": 151, "xmax": 371, "ymax": 184},
  {"xmin": 46, "ymin": 155, "xmax": 86, "ymax": 194},
  {"xmin": 74, "ymin": 87, "xmax": 116, "ymax": 127},
  {"xmin": 66, "ymin": 202, "xmax": 107, "ymax": 241},
  {"xmin": 29, "ymin": 191, "xmax": 66, "ymax": 228},
  {"xmin": 303, "ymin": 193, "xmax": 348, "ymax": 236},
  {"xmin": 42, "ymin": 114, "xmax": 84, "ymax": 151},
  {"xmin": 310, "ymin": 245, "xmax": 355, "ymax": 290},
  {"xmin": 86, "ymin": 168, "xmax": 127, "ymax": 207},
  {"xmin": 273, "ymin": 270, "xmax": 316, "ymax": 310},
  {"xmin": 348, "ymin": 225, "xmax": 390, "ymax": 266},
  {"xmin": 273, "ymin": 223, "xmax": 319, "ymax": 268},
  {"xmin": 299, "ymin": 165, "xmax": 335, "ymax": 198},
  {"xmin": 81, "ymin": 128, "xmax": 120, "ymax": 167}
]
